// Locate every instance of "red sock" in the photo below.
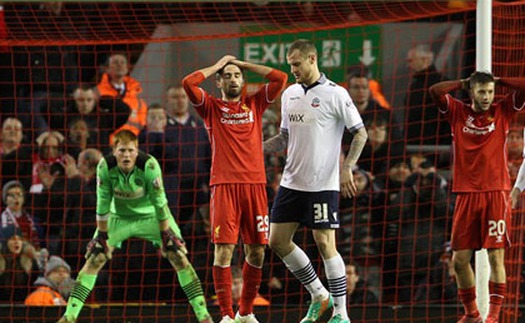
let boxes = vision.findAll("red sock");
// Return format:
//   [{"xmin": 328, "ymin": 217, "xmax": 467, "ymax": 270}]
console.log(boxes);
[
  {"xmin": 213, "ymin": 265, "xmax": 234, "ymax": 318},
  {"xmin": 458, "ymin": 287, "xmax": 480, "ymax": 318},
  {"xmin": 239, "ymin": 261, "xmax": 262, "ymax": 316},
  {"xmin": 489, "ymin": 281, "xmax": 506, "ymax": 319}
]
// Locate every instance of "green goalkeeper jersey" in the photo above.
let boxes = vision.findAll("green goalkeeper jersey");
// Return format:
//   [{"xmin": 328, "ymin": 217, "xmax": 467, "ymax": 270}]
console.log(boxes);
[{"xmin": 96, "ymin": 151, "xmax": 171, "ymax": 221}]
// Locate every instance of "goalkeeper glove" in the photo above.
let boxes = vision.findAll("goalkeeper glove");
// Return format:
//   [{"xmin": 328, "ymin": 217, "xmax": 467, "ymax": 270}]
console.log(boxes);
[
  {"xmin": 161, "ymin": 228, "xmax": 186, "ymax": 256},
  {"xmin": 85, "ymin": 231, "xmax": 111, "ymax": 260}
]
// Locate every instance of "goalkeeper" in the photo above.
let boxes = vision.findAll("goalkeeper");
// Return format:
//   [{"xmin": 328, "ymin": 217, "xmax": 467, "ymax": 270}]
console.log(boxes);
[{"xmin": 58, "ymin": 130, "xmax": 212, "ymax": 323}]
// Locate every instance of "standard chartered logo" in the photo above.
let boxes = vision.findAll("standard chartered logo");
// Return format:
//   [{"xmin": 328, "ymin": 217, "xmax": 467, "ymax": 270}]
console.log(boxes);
[{"xmin": 220, "ymin": 111, "xmax": 254, "ymax": 125}]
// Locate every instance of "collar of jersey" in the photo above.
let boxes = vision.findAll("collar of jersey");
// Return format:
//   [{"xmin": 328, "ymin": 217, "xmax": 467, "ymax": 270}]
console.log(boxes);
[{"xmin": 301, "ymin": 73, "xmax": 327, "ymax": 94}]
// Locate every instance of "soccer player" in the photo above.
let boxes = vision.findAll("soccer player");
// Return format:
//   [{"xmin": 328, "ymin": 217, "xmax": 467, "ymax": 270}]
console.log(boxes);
[
  {"xmin": 429, "ymin": 72, "xmax": 525, "ymax": 323},
  {"xmin": 57, "ymin": 130, "xmax": 211, "ymax": 323},
  {"xmin": 264, "ymin": 39, "xmax": 367, "ymax": 323},
  {"xmin": 182, "ymin": 56, "xmax": 287, "ymax": 323}
]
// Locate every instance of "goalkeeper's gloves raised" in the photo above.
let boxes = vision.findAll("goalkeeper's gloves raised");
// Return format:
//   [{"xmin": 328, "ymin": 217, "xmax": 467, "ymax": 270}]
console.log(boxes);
[
  {"xmin": 85, "ymin": 231, "xmax": 111, "ymax": 260},
  {"xmin": 161, "ymin": 228, "xmax": 187, "ymax": 256}
]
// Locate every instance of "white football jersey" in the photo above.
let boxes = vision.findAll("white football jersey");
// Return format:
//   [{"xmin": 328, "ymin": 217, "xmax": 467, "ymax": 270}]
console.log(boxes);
[{"xmin": 279, "ymin": 74, "xmax": 364, "ymax": 192}]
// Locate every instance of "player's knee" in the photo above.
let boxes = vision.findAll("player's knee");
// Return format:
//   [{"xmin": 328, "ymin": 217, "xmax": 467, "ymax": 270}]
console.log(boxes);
[
  {"xmin": 268, "ymin": 236, "xmax": 284, "ymax": 253},
  {"xmin": 166, "ymin": 251, "xmax": 187, "ymax": 269},
  {"xmin": 487, "ymin": 250, "xmax": 505, "ymax": 268},
  {"xmin": 87, "ymin": 253, "xmax": 108, "ymax": 270},
  {"xmin": 246, "ymin": 245, "xmax": 265, "ymax": 266},
  {"xmin": 452, "ymin": 254, "xmax": 470, "ymax": 271}
]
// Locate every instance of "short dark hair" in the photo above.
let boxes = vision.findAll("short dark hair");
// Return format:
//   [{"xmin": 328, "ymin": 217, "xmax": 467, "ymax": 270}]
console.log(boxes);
[
  {"xmin": 287, "ymin": 39, "xmax": 318, "ymax": 58},
  {"xmin": 469, "ymin": 71, "xmax": 495, "ymax": 88},
  {"xmin": 165, "ymin": 83, "xmax": 184, "ymax": 93}
]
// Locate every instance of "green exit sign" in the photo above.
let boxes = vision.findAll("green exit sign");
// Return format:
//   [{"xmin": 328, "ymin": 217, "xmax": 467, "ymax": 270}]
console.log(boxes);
[{"xmin": 240, "ymin": 26, "xmax": 382, "ymax": 84}]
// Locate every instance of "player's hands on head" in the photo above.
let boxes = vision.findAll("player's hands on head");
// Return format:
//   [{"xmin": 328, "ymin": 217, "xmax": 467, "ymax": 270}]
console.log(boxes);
[
  {"xmin": 510, "ymin": 187, "xmax": 522, "ymax": 209},
  {"xmin": 161, "ymin": 228, "xmax": 187, "ymax": 258},
  {"xmin": 85, "ymin": 230, "xmax": 112, "ymax": 261},
  {"xmin": 216, "ymin": 55, "xmax": 237, "ymax": 70},
  {"xmin": 340, "ymin": 167, "xmax": 357, "ymax": 198}
]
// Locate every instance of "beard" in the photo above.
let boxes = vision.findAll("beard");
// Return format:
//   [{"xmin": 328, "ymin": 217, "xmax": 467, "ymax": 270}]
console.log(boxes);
[{"xmin": 225, "ymin": 87, "xmax": 242, "ymax": 99}]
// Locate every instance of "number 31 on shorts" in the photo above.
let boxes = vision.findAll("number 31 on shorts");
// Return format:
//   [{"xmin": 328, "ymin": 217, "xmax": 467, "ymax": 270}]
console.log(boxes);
[{"xmin": 488, "ymin": 219, "xmax": 506, "ymax": 236}]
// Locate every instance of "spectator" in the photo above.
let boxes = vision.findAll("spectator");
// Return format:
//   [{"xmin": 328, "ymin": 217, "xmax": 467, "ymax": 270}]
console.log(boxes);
[
  {"xmin": 1, "ymin": 180, "xmax": 41, "ymax": 248},
  {"xmin": 25, "ymin": 255, "xmax": 74, "ymax": 306},
  {"xmin": 344, "ymin": 72, "xmax": 402, "ymax": 148},
  {"xmin": 415, "ymin": 242, "xmax": 458, "ymax": 304},
  {"xmin": 339, "ymin": 167, "xmax": 384, "ymax": 263},
  {"xmin": 358, "ymin": 117, "xmax": 403, "ymax": 187},
  {"xmin": 345, "ymin": 261, "xmax": 379, "ymax": 305},
  {"xmin": 29, "ymin": 131, "xmax": 67, "ymax": 254},
  {"xmin": 62, "ymin": 149, "xmax": 102, "ymax": 269},
  {"xmin": 405, "ymin": 44, "xmax": 451, "ymax": 148},
  {"xmin": 346, "ymin": 65, "xmax": 390, "ymax": 109},
  {"xmin": 0, "ymin": 117, "xmax": 33, "ymax": 190},
  {"xmin": 507, "ymin": 127, "xmax": 523, "ymax": 185},
  {"xmin": 97, "ymin": 53, "xmax": 148, "ymax": 140},
  {"xmin": 0, "ymin": 225, "xmax": 38, "ymax": 302},
  {"xmin": 65, "ymin": 119, "xmax": 97, "ymax": 159},
  {"xmin": 48, "ymin": 85, "xmax": 130, "ymax": 153},
  {"xmin": 212, "ymin": 266, "xmax": 270, "ymax": 306},
  {"xmin": 162, "ymin": 84, "xmax": 211, "ymax": 237},
  {"xmin": 6, "ymin": 2, "xmax": 83, "ymax": 138},
  {"xmin": 391, "ymin": 160, "xmax": 450, "ymax": 303},
  {"xmin": 381, "ymin": 158, "xmax": 413, "ymax": 302}
]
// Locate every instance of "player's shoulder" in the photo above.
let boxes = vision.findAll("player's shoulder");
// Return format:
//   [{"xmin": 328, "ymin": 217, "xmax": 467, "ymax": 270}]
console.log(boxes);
[
  {"xmin": 101, "ymin": 154, "xmax": 116, "ymax": 171},
  {"xmin": 137, "ymin": 151, "xmax": 154, "ymax": 171},
  {"xmin": 321, "ymin": 77, "xmax": 347, "ymax": 94},
  {"xmin": 283, "ymin": 83, "xmax": 302, "ymax": 96}
]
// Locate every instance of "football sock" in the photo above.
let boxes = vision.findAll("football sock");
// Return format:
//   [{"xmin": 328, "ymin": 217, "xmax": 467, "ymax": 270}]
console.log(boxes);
[
  {"xmin": 282, "ymin": 246, "xmax": 329, "ymax": 301},
  {"xmin": 213, "ymin": 265, "xmax": 235, "ymax": 318},
  {"xmin": 63, "ymin": 272, "xmax": 97, "ymax": 320},
  {"xmin": 239, "ymin": 261, "xmax": 262, "ymax": 316},
  {"xmin": 177, "ymin": 265, "xmax": 210, "ymax": 321}
]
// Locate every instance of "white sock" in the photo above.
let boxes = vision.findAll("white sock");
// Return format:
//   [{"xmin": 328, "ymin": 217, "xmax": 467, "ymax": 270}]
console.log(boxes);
[
  {"xmin": 324, "ymin": 254, "xmax": 349, "ymax": 319},
  {"xmin": 282, "ymin": 246, "xmax": 329, "ymax": 301}
]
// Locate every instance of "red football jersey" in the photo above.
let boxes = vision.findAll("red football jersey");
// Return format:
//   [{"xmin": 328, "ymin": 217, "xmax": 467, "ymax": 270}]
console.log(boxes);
[
  {"xmin": 183, "ymin": 70, "xmax": 287, "ymax": 185},
  {"xmin": 443, "ymin": 93, "xmax": 521, "ymax": 192}
]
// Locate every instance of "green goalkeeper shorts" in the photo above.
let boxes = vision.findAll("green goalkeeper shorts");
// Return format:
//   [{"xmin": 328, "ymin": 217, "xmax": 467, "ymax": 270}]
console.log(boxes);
[{"xmin": 99, "ymin": 215, "xmax": 182, "ymax": 249}]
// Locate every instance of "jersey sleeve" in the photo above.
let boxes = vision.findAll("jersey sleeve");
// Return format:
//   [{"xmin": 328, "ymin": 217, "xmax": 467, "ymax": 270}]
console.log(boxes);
[
  {"xmin": 96, "ymin": 158, "xmax": 113, "ymax": 217},
  {"xmin": 182, "ymin": 71, "xmax": 209, "ymax": 120},
  {"xmin": 279, "ymin": 88, "xmax": 290, "ymax": 133},
  {"xmin": 144, "ymin": 156, "xmax": 172, "ymax": 222},
  {"xmin": 336, "ymin": 87, "xmax": 363, "ymax": 133},
  {"xmin": 499, "ymin": 91, "xmax": 525, "ymax": 119}
]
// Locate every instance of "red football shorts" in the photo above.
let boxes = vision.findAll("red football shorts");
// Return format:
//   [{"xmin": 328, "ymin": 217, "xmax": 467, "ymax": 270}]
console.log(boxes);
[
  {"xmin": 210, "ymin": 183, "xmax": 269, "ymax": 245},
  {"xmin": 451, "ymin": 191, "xmax": 511, "ymax": 251}
]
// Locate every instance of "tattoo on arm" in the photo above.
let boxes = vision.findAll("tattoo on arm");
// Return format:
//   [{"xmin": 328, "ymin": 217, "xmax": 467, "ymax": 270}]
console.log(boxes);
[{"xmin": 343, "ymin": 128, "xmax": 367, "ymax": 169}]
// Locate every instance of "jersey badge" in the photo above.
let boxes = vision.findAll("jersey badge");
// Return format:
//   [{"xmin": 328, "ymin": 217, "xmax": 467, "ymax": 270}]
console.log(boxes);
[
  {"xmin": 241, "ymin": 104, "xmax": 251, "ymax": 112},
  {"xmin": 152, "ymin": 177, "xmax": 162, "ymax": 189},
  {"xmin": 135, "ymin": 178, "xmax": 143, "ymax": 186},
  {"xmin": 214, "ymin": 225, "xmax": 221, "ymax": 239},
  {"xmin": 311, "ymin": 97, "xmax": 320, "ymax": 108}
]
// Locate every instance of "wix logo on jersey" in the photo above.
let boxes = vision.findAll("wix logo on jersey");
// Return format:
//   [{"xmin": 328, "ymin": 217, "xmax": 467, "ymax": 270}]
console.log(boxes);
[{"xmin": 288, "ymin": 114, "xmax": 305, "ymax": 123}]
